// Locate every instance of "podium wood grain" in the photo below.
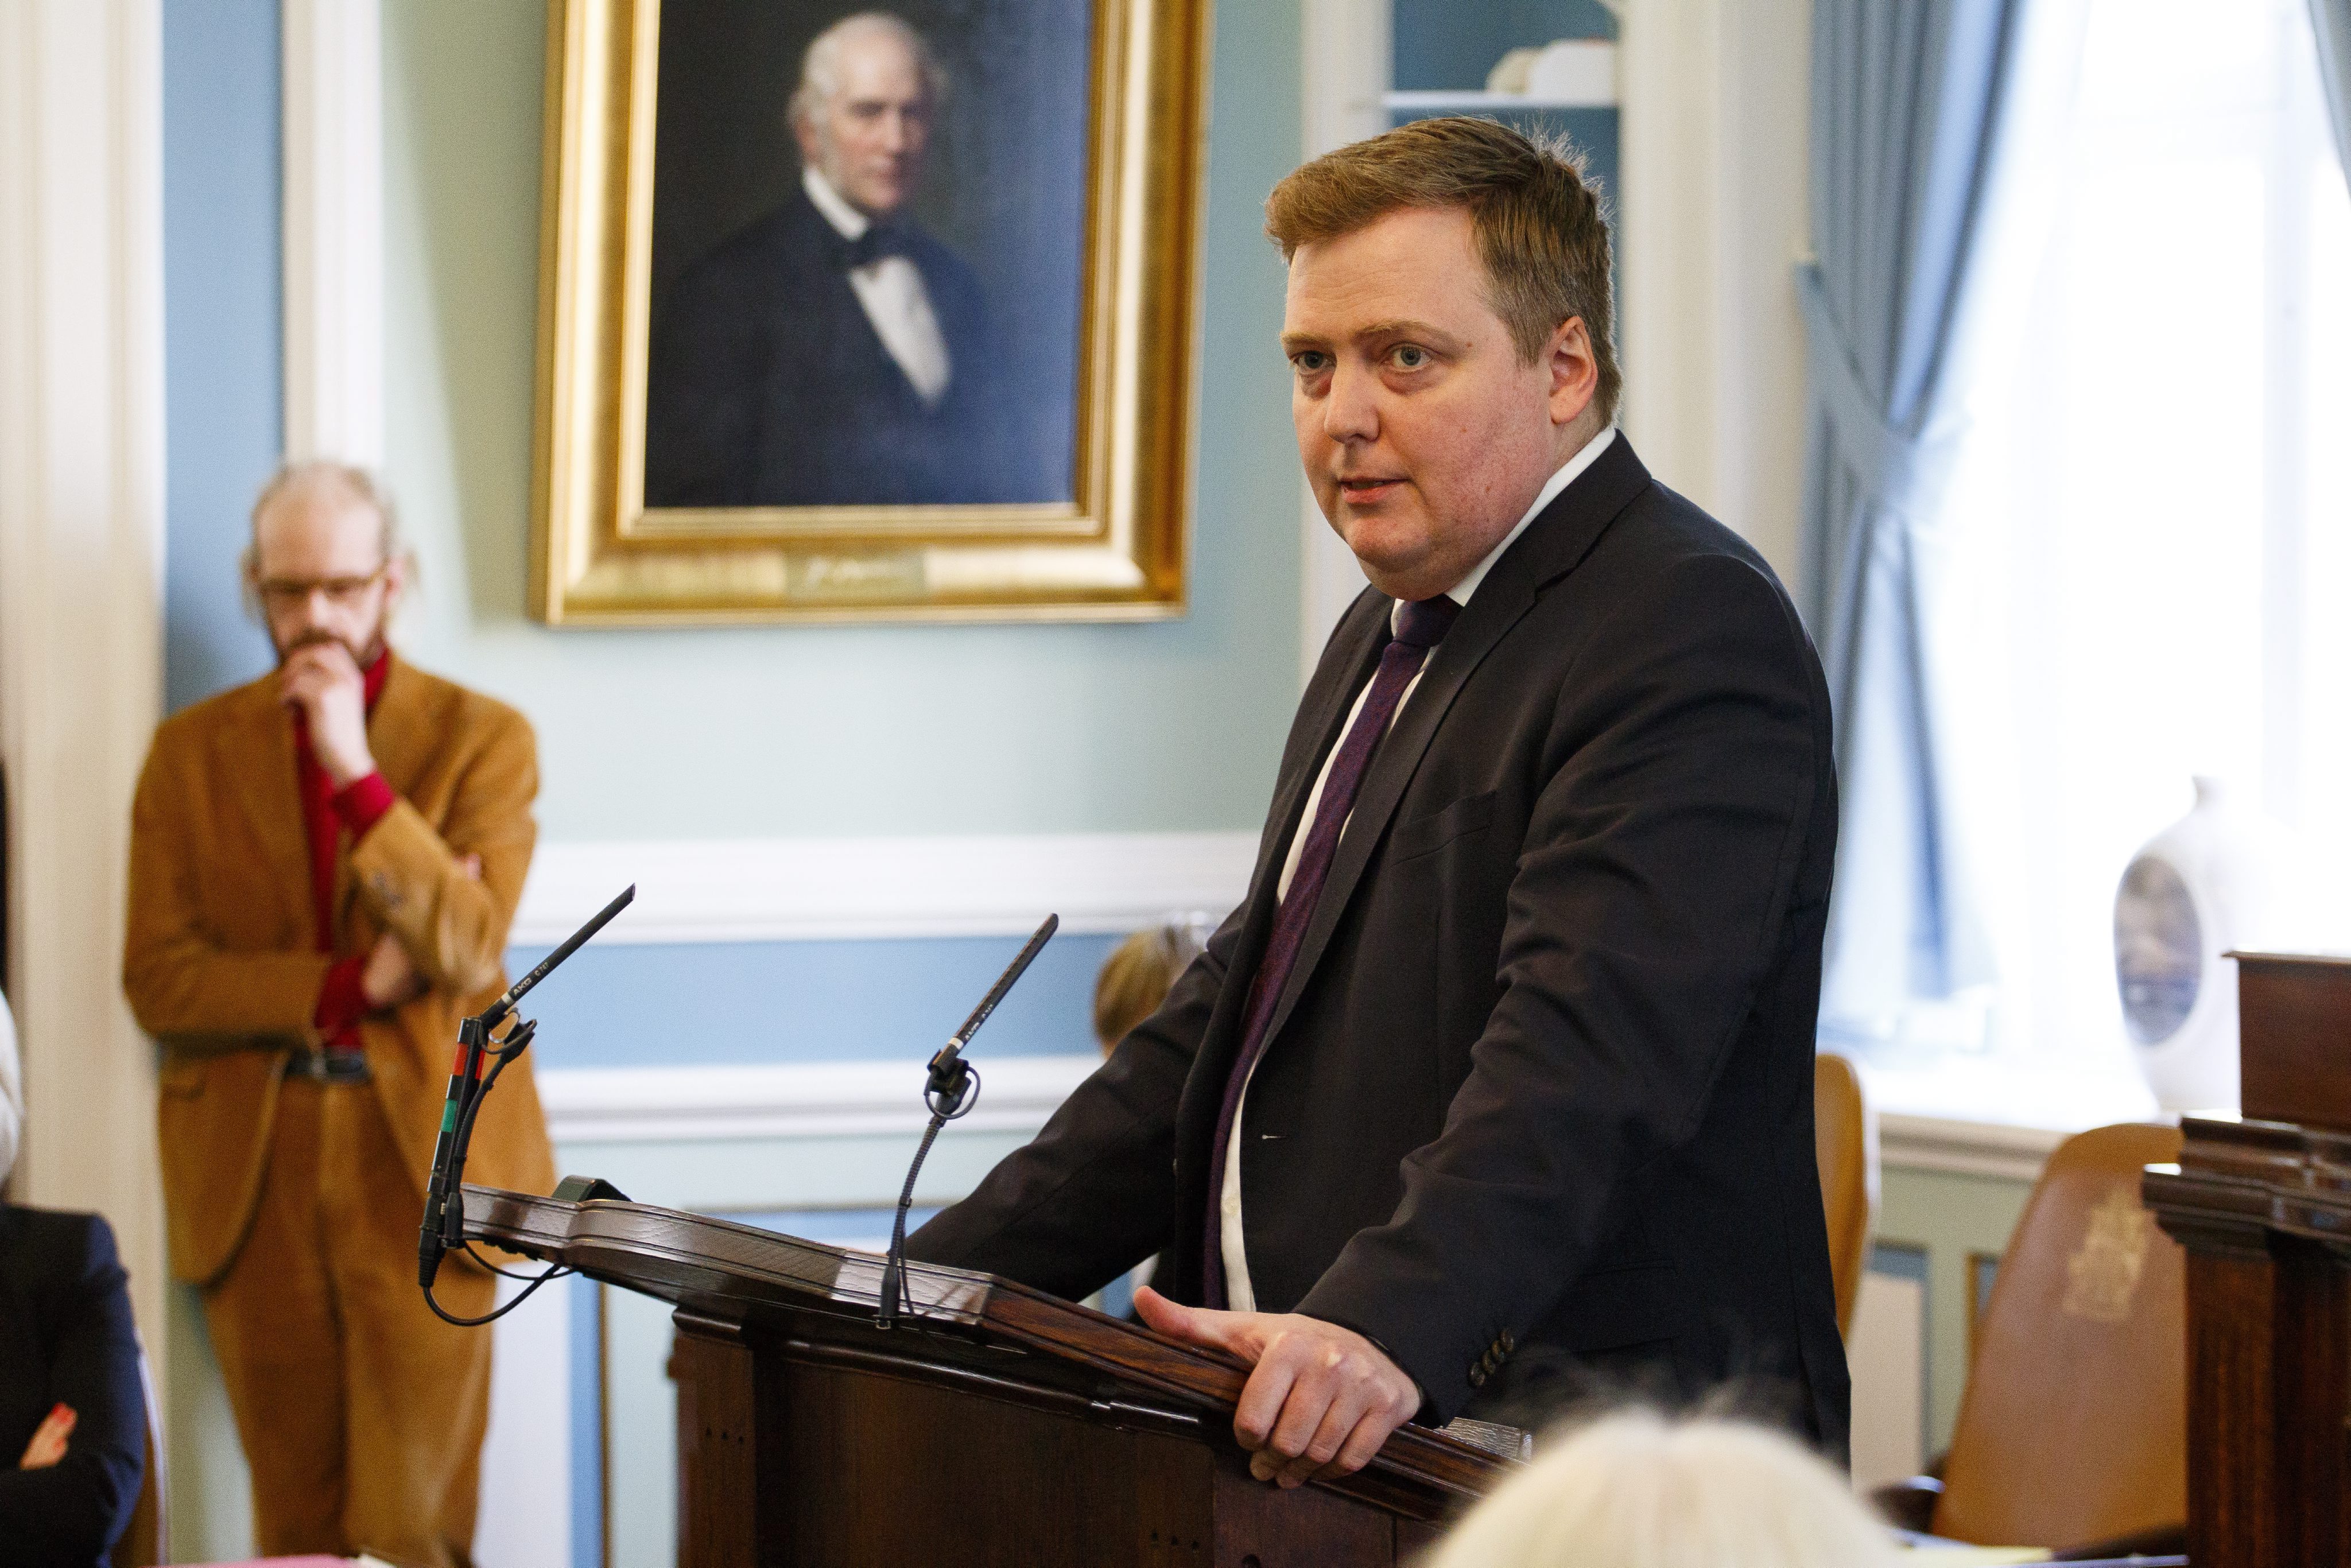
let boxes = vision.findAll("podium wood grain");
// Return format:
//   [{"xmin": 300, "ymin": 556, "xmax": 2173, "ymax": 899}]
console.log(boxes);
[
  {"xmin": 463, "ymin": 1186, "xmax": 1510, "ymax": 1565},
  {"xmin": 2143, "ymin": 953, "xmax": 2351, "ymax": 1568}
]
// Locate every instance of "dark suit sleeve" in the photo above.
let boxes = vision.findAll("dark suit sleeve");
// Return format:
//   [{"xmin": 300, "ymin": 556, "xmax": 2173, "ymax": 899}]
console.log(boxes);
[
  {"xmin": 1295, "ymin": 553, "xmax": 1830, "ymax": 1423},
  {"xmin": 0, "ymin": 1216, "xmax": 147, "ymax": 1565},
  {"xmin": 903, "ymin": 901, "xmax": 1244, "ymax": 1298},
  {"xmin": 644, "ymin": 261, "xmax": 759, "ymax": 509}
]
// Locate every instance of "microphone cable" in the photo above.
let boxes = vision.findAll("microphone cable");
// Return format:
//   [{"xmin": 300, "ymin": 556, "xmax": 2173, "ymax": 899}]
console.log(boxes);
[
  {"xmin": 877, "ymin": 1062, "xmax": 982, "ymax": 1328},
  {"xmin": 422, "ymin": 1018, "xmax": 574, "ymax": 1328}
]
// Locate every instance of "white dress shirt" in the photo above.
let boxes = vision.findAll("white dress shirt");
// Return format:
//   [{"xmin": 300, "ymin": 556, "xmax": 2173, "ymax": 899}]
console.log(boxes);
[
  {"xmin": 1219, "ymin": 426, "xmax": 1620, "ymax": 1313},
  {"xmin": 803, "ymin": 167, "xmax": 953, "ymax": 407}
]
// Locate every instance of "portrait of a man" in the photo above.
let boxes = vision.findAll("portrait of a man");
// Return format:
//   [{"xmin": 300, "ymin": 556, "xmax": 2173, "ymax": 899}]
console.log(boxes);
[
  {"xmin": 645, "ymin": 9, "xmax": 1067, "ymax": 510},
  {"xmin": 532, "ymin": 0, "xmax": 1202, "ymax": 622}
]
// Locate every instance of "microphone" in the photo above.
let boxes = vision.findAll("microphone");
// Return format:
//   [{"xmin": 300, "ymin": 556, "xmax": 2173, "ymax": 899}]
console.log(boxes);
[
  {"xmin": 924, "ymin": 912, "xmax": 1060, "ymax": 1117},
  {"xmin": 876, "ymin": 913, "xmax": 1057, "ymax": 1328},
  {"xmin": 418, "ymin": 884, "xmax": 635, "ymax": 1290}
]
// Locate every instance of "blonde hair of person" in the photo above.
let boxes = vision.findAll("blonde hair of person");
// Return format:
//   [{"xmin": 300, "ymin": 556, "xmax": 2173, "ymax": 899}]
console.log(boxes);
[
  {"xmin": 1092, "ymin": 922, "xmax": 1206, "ymax": 1054},
  {"xmin": 1424, "ymin": 1407, "xmax": 1898, "ymax": 1568}
]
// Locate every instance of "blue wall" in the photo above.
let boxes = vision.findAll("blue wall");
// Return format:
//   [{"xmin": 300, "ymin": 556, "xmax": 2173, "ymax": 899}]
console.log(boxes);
[
  {"xmin": 161, "ymin": 0, "xmax": 282, "ymax": 715},
  {"xmin": 512, "ymin": 933, "xmax": 1118, "ymax": 1069}
]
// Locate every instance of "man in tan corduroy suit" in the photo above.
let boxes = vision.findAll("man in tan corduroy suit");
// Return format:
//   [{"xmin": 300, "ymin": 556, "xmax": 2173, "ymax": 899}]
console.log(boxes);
[{"xmin": 123, "ymin": 462, "xmax": 554, "ymax": 1568}]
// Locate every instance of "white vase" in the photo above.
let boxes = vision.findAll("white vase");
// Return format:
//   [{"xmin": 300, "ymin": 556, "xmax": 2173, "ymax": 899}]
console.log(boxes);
[{"xmin": 2114, "ymin": 777, "xmax": 2276, "ymax": 1114}]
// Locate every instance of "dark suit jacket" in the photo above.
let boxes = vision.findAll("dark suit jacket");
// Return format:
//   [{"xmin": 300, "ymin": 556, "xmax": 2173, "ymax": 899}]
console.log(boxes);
[
  {"xmin": 644, "ymin": 187, "xmax": 1011, "ymax": 508},
  {"xmin": 908, "ymin": 437, "xmax": 1850, "ymax": 1457},
  {"xmin": 0, "ymin": 1207, "xmax": 145, "ymax": 1566}
]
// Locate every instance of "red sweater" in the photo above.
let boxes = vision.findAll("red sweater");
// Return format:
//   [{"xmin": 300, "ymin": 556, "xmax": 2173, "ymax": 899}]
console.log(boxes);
[{"xmin": 292, "ymin": 650, "xmax": 395, "ymax": 1048}]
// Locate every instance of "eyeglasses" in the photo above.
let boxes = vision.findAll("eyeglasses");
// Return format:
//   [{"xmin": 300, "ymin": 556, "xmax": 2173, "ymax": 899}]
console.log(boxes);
[{"xmin": 255, "ymin": 566, "xmax": 387, "ymax": 611}]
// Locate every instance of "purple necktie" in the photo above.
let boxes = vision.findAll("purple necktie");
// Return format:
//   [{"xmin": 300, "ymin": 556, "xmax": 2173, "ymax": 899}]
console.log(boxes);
[{"xmin": 1203, "ymin": 595, "xmax": 1461, "ymax": 1309}]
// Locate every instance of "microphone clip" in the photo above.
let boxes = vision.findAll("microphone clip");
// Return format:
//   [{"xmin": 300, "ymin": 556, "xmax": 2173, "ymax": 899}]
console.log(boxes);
[{"xmin": 924, "ymin": 1039, "xmax": 975, "ymax": 1119}]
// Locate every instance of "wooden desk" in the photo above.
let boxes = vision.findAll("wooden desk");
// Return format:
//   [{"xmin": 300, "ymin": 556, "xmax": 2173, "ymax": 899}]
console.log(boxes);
[
  {"xmin": 461, "ymin": 1186, "xmax": 1512, "ymax": 1566},
  {"xmin": 2144, "ymin": 953, "xmax": 2351, "ymax": 1568}
]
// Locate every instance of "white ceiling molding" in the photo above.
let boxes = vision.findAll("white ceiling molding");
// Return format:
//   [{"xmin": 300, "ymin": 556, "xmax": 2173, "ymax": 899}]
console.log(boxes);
[
  {"xmin": 0, "ymin": 0, "xmax": 170, "ymax": 1375},
  {"xmin": 511, "ymin": 831, "xmax": 1259, "ymax": 946},
  {"xmin": 281, "ymin": 0, "xmax": 384, "ymax": 468}
]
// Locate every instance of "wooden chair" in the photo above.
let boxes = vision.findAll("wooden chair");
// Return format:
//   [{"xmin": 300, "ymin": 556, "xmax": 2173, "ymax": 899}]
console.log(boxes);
[
  {"xmin": 1876, "ymin": 1122, "xmax": 2186, "ymax": 1559},
  {"xmin": 1814, "ymin": 1051, "xmax": 1877, "ymax": 1336},
  {"xmin": 111, "ymin": 1337, "xmax": 165, "ymax": 1568}
]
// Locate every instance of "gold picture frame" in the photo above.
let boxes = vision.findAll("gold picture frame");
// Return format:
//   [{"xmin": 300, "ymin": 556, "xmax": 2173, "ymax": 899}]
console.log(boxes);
[{"xmin": 529, "ymin": 0, "xmax": 1211, "ymax": 624}]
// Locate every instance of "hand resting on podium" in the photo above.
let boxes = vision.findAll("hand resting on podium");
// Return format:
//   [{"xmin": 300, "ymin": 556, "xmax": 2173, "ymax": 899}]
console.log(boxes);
[{"xmin": 1134, "ymin": 1284, "xmax": 1421, "ymax": 1488}]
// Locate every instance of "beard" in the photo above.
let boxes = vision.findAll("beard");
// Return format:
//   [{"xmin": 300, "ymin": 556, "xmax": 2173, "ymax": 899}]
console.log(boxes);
[{"xmin": 274, "ymin": 623, "xmax": 384, "ymax": 669}]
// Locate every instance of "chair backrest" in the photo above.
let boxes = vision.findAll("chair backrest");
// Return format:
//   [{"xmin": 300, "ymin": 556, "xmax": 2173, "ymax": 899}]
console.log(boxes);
[
  {"xmin": 1813, "ymin": 1052, "xmax": 1877, "ymax": 1336},
  {"xmin": 111, "ymin": 1337, "xmax": 165, "ymax": 1568},
  {"xmin": 1932, "ymin": 1121, "xmax": 2186, "ymax": 1551}
]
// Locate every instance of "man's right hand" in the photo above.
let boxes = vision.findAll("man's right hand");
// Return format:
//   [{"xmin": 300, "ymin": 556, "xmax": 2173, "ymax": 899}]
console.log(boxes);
[
  {"xmin": 361, "ymin": 930, "xmax": 425, "ymax": 1012},
  {"xmin": 18, "ymin": 1403, "xmax": 73, "ymax": 1470}
]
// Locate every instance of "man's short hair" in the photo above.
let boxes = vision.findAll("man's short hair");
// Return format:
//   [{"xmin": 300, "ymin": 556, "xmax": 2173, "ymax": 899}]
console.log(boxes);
[
  {"xmin": 248, "ymin": 460, "xmax": 402, "ymax": 562},
  {"xmin": 1264, "ymin": 116, "xmax": 1621, "ymax": 425},
  {"xmin": 789, "ymin": 11, "xmax": 948, "ymax": 129}
]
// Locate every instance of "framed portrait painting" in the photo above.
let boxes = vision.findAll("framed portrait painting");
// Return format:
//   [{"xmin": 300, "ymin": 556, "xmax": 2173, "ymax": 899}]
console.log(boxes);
[{"xmin": 530, "ymin": 0, "xmax": 1211, "ymax": 623}]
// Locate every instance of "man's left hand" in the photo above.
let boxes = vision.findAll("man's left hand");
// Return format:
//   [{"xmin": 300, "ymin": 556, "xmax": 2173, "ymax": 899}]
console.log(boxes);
[
  {"xmin": 1134, "ymin": 1286, "xmax": 1421, "ymax": 1488},
  {"xmin": 278, "ymin": 640, "xmax": 375, "ymax": 787}
]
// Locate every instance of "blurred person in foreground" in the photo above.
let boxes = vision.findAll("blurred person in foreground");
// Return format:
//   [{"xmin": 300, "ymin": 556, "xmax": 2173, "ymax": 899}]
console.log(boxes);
[
  {"xmin": 122, "ymin": 462, "xmax": 553, "ymax": 1568},
  {"xmin": 1425, "ymin": 1408, "xmax": 1897, "ymax": 1568},
  {"xmin": 909, "ymin": 116, "xmax": 1846, "ymax": 1488},
  {"xmin": 0, "ymin": 990, "xmax": 149, "ymax": 1564}
]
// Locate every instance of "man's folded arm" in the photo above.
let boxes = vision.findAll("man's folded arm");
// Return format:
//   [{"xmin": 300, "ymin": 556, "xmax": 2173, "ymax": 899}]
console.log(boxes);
[
  {"xmin": 1295, "ymin": 553, "xmax": 1829, "ymax": 1421},
  {"xmin": 903, "ymin": 901, "xmax": 1243, "ymax": 1299},
  {"xmin": 122, "ymin": 750, "xmax": 331, "ymax": 1040},
  {"xmin": 0, "ymin": 1219, "xmax": 145, "ymax": 1561},
  {"xmin": 348, "ymin": 707, "xmax": 537, "ymax": 999}
]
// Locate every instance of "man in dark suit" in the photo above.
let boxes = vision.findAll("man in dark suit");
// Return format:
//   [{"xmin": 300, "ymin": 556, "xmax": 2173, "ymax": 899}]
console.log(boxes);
[
  {"xmin": 907, "ymin": 117, "xmax": 1849, "ymax": 1487},
  {"xmin": 645, "ymin": 12, "xmax": 1007, "ymax": 508},
  {"xmin": 0, "ymin": 1005, "xmax": 149, "ymax": 1563}
]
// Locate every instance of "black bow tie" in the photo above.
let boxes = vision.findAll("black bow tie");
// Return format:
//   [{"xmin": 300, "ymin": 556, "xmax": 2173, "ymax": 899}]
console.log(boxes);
[{"xmin": 837, "ymin": 225, "xmax": 910, "ymax": 271}]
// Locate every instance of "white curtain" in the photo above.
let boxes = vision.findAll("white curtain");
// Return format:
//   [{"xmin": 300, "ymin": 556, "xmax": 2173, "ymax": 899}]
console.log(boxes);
[{"xmin": 2315, "ymin": 1, "xmax": 2351, "ymax": 181}]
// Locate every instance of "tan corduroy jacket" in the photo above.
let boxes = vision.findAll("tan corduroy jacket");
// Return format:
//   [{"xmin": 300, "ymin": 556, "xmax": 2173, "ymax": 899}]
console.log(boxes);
[{"xmin": 123, "ymin": 658, "xmax": 557, "ymax": 1287}]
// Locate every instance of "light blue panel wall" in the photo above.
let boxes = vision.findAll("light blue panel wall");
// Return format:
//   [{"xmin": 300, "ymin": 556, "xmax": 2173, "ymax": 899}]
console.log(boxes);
[
  {"xmin": 378, "ymin": 0, "xmax": 1310, "ymax": 845},
  {"xmin": 162, "ymin": 0, "xmax": 281, "ymax": 715},
  {"xmin": 161, "ymin": 9, "xmax": 281, "ymax": 1559},
  {"xmin": 506, "ymin": 933, "xmax": 1119, "ymax": 1068}
]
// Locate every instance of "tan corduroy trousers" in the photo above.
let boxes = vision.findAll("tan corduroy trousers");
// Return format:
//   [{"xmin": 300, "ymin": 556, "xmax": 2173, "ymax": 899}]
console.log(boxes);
[{"xmin": 201, "ymin": 1078, "xmax": 495, "ymax": 1568}]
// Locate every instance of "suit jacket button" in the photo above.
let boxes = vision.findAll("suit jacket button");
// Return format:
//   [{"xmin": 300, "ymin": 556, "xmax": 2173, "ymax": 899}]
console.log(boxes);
[
  {"xmin": 1468, "ymin": 1366, "xmax": 1487, "ymax": 1388},
  {"xmin": 1500, "ymin": 1331, "xmax": 1515, "ymax": 1352}
]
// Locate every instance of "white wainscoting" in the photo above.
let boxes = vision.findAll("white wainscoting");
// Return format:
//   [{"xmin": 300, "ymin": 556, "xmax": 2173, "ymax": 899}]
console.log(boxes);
[
  {"xmin": 538, "ymin": 1054, "xmax": 1101, "ymax": 1143},
  {"xmin": 511, "ymin": 831, "xmax": 1260, "ymax": 946}
]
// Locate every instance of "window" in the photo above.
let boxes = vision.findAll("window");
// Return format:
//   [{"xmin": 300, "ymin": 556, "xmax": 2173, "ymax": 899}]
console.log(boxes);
[{"xmin": 1942, "ymin": 0, "xmax": 2350, "ymax": 1075}]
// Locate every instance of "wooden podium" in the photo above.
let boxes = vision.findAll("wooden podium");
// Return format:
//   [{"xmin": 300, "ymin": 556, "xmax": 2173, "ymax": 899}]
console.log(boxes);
[
  {"xmin": 2144, "ymin": 953, "xmax": 2351, "ymax": 1568},
  {"xmin": 460, "ymin": 1186, "xmax": 1513, "ymax": 1566}
]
